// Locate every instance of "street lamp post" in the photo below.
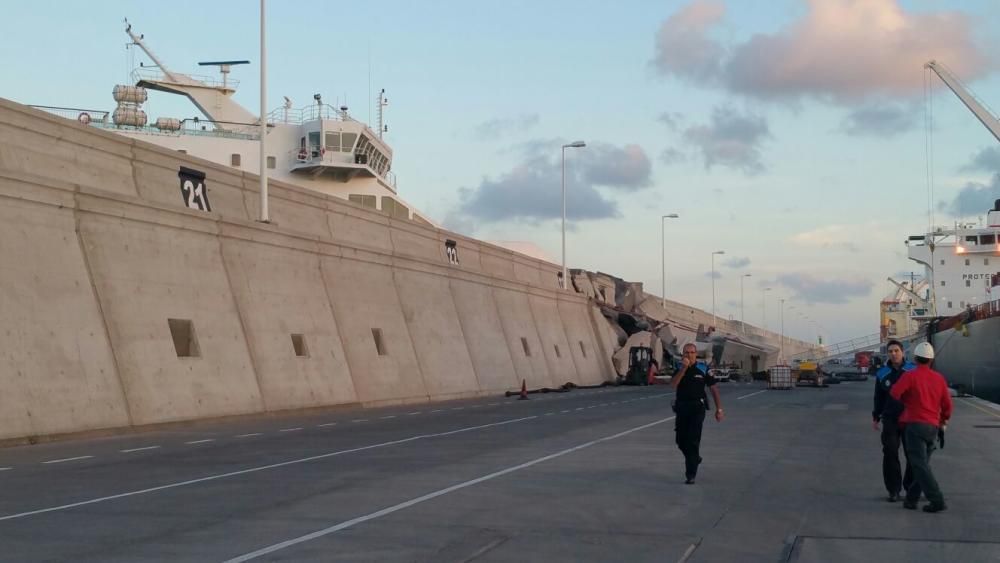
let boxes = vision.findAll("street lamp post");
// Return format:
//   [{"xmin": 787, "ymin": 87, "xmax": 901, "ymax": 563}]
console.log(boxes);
[
  {"xmin": 711, "ymin": 250, "xmax": 725, "ymax": 328},
  {"xmin": 661, "ymin": 214, "xmax": 679, "ymax": 309},
  {"xmin": 762, "ymin": 287, "xmax": 772, "ymax": 331},
  {"xmin": 561, "ymin": 140, "xmax": 586, "ymax": 289},
  {"xmin": 740, "ymin": 273, "xmax": 752, "ymax": 333},
  {"xmin": 258, "ymin": 0, "xmax": 269, "ymax": 223},
  {"xmin": 780, "ymin": 298, "xmax": 786, "ymax": 362}
]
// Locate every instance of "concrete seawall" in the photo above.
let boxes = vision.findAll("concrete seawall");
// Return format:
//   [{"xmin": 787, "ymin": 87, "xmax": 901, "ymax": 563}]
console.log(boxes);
[{"xmin": 0, "ymin": 99, "xmax": 612, "ymax": 442}]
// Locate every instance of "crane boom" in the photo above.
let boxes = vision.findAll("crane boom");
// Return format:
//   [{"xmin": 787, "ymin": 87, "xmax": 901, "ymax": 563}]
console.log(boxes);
[
  {"xmin": 885, "ymin": 277, "xmax": 925, "ymax": 306},
  {"xmin": 925, "ymin": 60, "xmax": 1000, "ymax": 143}
]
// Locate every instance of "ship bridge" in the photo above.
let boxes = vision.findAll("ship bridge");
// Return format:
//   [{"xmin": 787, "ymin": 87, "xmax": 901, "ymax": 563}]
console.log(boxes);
[{"xmin": 271, "ymin": 103, "xmax": 395, "ymax": 189}]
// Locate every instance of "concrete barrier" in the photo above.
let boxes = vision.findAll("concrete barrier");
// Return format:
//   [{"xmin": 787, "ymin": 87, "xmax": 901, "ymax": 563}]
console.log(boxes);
[{"xmin": 0, "ymin": 98, "xmax": 614, "ymax": 441}]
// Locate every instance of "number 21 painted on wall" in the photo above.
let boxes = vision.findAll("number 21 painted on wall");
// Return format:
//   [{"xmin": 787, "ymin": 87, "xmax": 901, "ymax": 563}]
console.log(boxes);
[{"xmin": 178, "ymin": 166, "xmax": 212, "ymax": 212}]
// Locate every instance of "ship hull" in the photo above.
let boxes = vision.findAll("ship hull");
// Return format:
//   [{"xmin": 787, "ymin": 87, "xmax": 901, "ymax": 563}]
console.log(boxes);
[{"xmin": 929, "ymin": 315, "xmax": 1000, "ymax": 403}]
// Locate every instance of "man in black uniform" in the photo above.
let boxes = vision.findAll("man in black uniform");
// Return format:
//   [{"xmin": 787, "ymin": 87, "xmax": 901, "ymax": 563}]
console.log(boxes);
[
  {"xmin": 872, "ymin": 339, "xmax": 915, "ymax": 502},
  {"xmin": 671, "ymin": 343, "xmax": 725, "ymax": 484}
]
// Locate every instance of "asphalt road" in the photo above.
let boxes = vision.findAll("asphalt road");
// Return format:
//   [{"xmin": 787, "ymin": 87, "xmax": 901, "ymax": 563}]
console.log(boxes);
[{"xmin": 1, "ymin": 381, "xmax": 999, "ymax": 562}]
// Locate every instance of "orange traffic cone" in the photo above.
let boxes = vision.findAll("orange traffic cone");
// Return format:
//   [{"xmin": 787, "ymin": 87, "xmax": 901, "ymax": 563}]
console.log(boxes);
[{"xmin": 518, "ymin": 379, "xmax": 529, "ymax": 400}]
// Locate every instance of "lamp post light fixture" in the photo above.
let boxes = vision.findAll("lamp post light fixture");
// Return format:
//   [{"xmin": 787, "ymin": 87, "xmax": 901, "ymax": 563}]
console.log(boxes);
[
  {"xmin": 711, "ymin": 250, "xmax": 725, "ymax": 328},
  {"xmin": 740, "ymin": 273, "xmax": 752, "ymax": 334},
  {"xmin": 561, "ymin": 140, "xmax": 586, "ymax": 289},
  {"xmin": 661, "ymin": 213, "xmax": 680, "ymax": 309}
]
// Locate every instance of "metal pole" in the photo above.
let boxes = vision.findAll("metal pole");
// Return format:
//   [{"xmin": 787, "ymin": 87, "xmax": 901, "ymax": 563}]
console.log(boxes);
[
  {"xmin": 780, "ymin": 298, "xmax": 785, "ymax": 362},
  {"xmin": 258, "ymin": 0, "xmax": 269, "ymax": 223},
  {"xmin": 561, "ymin": 146, "xmax": 566, "ymax": 289},
  {"xmin": 740, "ymin": 275, "xmax": 746, "ymax": 333},
  {"xmin": 661, "ymin": 217, "xmax": 666, "ymax": 309},
  {"xmin": 711, "ymin": 253, "xmax": 716, "ymax": 327}
]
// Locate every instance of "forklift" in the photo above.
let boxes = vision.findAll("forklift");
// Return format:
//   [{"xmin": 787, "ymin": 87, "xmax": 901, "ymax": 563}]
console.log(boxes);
[{"xmin": 623, "ymin": 346, "xmax": 653, "ymax": 386}]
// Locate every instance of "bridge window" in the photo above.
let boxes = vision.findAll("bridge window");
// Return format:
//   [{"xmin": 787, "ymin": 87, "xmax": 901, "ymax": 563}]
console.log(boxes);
[
  {"xmin": 325, "ymin": 132, "xmax": 341, "ymax": 152},
  {"xmin": 267, "ymin": 156, "xmax": 276, "ymax": 169},
  {"xmin": 940, "ymin": 280, "xmax": 945, "ymax": 286},
  {"xmin": 966, "ymin": 280, "xmax": 971, "ymax": 287},
  {"xmin": 965, "ymin": 258, "xmax": 970, "ymax": 266},
  {"xmin": 308, "ymin": 131, "xmax": 321, "ymax": 156},
  {"xmin": 341, "ymin": 133, "xmax": 357, "ymax": 152},
  {"xmin": 381, "ymin": 197, "xmax": 409, "ymax": 220},
  {"xmin": 230, "ymin": 153, "xmax": 241, "ymax": 167},
  {"xmin": 349, "ymin": 194, "xmax": 377, "ymax": 209},
  {"xmin": 940, "ymin": 259, "xmax": 945, "ymax": 266}
]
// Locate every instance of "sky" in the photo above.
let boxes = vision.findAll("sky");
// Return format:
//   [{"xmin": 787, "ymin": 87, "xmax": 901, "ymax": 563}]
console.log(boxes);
[{"xmin": 3, "ymin": 0, "xmax": 999, "ymax": 345}]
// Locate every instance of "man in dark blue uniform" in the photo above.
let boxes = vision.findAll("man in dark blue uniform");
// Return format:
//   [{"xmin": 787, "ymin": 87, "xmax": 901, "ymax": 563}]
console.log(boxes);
[
  {"xmin": 872, "ymin": 339, "xmax": 915, "ymax": 502},
  {"xmin": 671, "ymin": 343, "xmax": 724, "ymax": 484}
]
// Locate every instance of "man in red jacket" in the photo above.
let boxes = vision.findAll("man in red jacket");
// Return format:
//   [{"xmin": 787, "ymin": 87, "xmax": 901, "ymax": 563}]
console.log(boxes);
[{"xmin": 889, "ymin": 342, "xmax": 953, "ymax": 513}]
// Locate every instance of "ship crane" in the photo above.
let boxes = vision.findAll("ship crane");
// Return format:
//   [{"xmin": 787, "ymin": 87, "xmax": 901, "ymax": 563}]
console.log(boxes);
[{"xmin": 925, "ymin": 60, "xmax": 1000, "ymax": 143}]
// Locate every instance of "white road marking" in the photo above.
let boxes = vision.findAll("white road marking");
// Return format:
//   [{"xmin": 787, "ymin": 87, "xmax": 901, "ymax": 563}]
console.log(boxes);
[
  {"xmin": 561, "ymin": 410, "xmax": 570, "ymax": 414},
  {"xmin": 351, "ymin": 419, "xmax": 369, "ymax": 423},
  {"xmin": 452, "ymin": 407, "xmax": 464, "ymax": 411},
  {"xmin": 380, "ymin": 416, "xmax": 397, "ymax": 420},
  {"xmin": 279, "ymin": 428, "xmax": 303, "ymax": 432},
  {"xmin": 42, "ymin": 456, "xmax": 93, "ymax": 465},
  {"xmin": 0, "ymin": 467, "xmax": 12, "ymax": 471},
  {"xmin": 120, "ymin": 446, "xmax": 160, "ymax": 453},
  {"xmin": 406, "ymin": 412, "xmax": 421, "ymax": 416},
  {"xmin": 0, "ymin": 415, "xmax": 538, "ymax": 523},
  {"xmin": 544, "ymin": 412, "xmax": 554, "ymax": 416},
  {"xmin": 677, "ymin": 542, "xmax": 699, "ymax": 563},
  {"xmin": 185, "ymin": 439, "xmax": 215, "ymax": 445},
  {"xmin": 430, "ymin": 409, "xmax": 444, "ymax": 413},
  {"xmin": 737, "ymin": 390, "xmax": 767, "ymax": 400},
  {"xmin": 235, "ymin": 433, "xmax": 262, "ymax": 438},
  {"xmin": 223, "ymin": 415, "xmax": 674, "ymax": 562},
  {"xmin": 488, "ymin": 403, "xmax": 499, "ymax": 406},
  {"xmin": 317, "ymin": 423, "xmax": 337, "ymax": 427}
]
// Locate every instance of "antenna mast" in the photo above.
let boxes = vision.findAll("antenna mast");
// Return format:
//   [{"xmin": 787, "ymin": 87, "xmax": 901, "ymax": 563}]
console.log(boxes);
[{"xmin": 377, "ymin": 89, "xmax": 388, "ymax": 139}]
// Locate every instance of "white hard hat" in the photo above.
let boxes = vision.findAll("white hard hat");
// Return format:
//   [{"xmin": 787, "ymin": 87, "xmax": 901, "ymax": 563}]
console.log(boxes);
[{"xmin": 914, "ymin": 342, "xmax": 935, "ymax": 360}]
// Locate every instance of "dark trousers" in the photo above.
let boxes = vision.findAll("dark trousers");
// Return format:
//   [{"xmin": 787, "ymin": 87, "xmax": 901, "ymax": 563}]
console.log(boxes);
[
  {"xmin": 880, "ymin": 418, "xmax": 913, "ymax": 495},
  {"xmin": 674, "ymin": 401, "xmax": 706, "ymax": 479},
  {"xmin": 903, "ymin": 423, "xmax": 945, "ymax": 506}
]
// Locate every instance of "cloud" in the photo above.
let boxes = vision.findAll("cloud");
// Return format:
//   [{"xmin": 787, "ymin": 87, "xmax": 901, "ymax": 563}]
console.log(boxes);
[
  {"xmin": 652, "ymin": 0, "xmax": 995, "ymax": 104},
  {"xmin": 790, "ymin": 224, "xmax": 869, "ymax": 253},
  {"xmin": 658, "ymin": 112, "xmax": 686, "ymax": 131},
  {"xmin": 451, "ymin": 141, "xmax": 654, "ymax": 224},
  {"xmin": 938, "ymin": 174, "xmax": 1000, "ymax": 217},
  {"xmin": 579, "ymin": 143, "xmax": 653, "ymax": 191},
  {"xmin": 660, "ymin": 147, "xmax": 686, "ymax": 165},
  {"xmin": 473, "ymin": 114, "xmax": 540, "ymax": 140},
  {"xmin": 651, "ymin": 0, "xmax": 727, "ymax": 85},
  {"xmin": 722, "ymin": 256, "xmax": 751, "ymax": 268},
  {"xmin": 840, "ymin": 102, "xmax": 917, "ymax": 137},
  {"xmin": 705, "ymin": 271, "xmax": 722, "ymax": 279},
  {"xmin": 683, "ymin": 105, "xmax": 770, "ymax": 174},
  {"xmin": 960, "ymin": 147, "xmax": 1000, "ymax": 173},
  {"xmin": 775, "ymin": 272, "xmax": 873, "ymax": 304}
]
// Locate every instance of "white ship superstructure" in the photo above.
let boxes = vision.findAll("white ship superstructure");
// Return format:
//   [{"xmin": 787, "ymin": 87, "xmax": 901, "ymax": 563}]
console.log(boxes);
[
  {"xmin": 34, "ymin": 22, "xmax": 434, "ymax": 226},
  {"xmin": 905, "ymin": 199, "xmax": 1000, "ymax": 317}
]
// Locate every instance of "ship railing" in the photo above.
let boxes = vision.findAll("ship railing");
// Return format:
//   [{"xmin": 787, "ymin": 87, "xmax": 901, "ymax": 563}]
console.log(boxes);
[
  {"xmin": 266, "ymin": 104, "xmax": 356, "ymax": 126},
  {"xmin": 935, "ymin": 298, "xmax": 1000, "ymax": 332},
  {"xmin": 131, "ymin": 67, "xmax": 239, "ymax": 90},
  {"xmin": 29, "ymin": 105, "xmax": 111, "ymax": 124}
]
